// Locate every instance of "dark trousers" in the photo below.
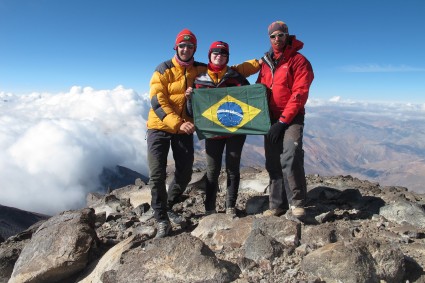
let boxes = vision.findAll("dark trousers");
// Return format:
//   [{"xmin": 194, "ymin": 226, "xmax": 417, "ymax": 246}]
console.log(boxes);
[
  {"xmin": 147, "ymin": 129, "xmax": 194, "ymax": 221},
  {"xmin": 264, "ymin": 114, "xmax": 306, "ymax": 210},
  {"xmin": 204, "ymin": 135, "xmax": 246, "ymax": 211}
]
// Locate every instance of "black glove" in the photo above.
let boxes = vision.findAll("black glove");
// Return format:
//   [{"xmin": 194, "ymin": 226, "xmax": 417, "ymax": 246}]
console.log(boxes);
[
  {"xmin": 267, "ymin": 122, "xmax": 288, "ymax": 143},
  {"xmin": 186, "ymin": 97, "xmax": 193, "ymax": 117}
]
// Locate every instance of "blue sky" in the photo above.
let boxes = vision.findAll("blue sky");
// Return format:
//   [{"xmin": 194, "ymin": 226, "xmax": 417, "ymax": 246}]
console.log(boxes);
[{"xmin": 1, "ymin": 0, "xmax": 424, "ymax": 103}]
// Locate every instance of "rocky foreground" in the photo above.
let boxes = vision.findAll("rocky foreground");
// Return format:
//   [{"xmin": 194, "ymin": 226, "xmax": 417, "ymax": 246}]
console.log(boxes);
[{"xmin": 1, "ymin": 168, "xmax": 425, "ymax": 283}]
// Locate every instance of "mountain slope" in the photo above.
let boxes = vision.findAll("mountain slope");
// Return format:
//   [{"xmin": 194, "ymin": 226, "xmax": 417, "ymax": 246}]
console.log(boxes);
[
  {"xmin": 0, "ymin": 204, "xmax": 49, "ymax": 240},
  {"xmin": 193, "ymin": 104, "xmax": 425, "ymax": 193}
]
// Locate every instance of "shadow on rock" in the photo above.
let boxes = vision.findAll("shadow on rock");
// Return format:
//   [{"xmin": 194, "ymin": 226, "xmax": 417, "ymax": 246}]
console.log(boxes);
[{"xmin": 304, "ymin": 186, "xmax": 386, "ymax": 224}]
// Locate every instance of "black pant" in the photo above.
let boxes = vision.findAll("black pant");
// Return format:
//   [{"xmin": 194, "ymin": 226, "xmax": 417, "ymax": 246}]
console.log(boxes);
[
  {"xmin": 265, "ymin": 114, "xmax": 306, "ymax": 210},
  {"xmin": 204, "ymin": 135, "xmax": 246, "ymax": 211},
  {"xmin": 147, "ymin": 129, "xmax": 194, "ymax": 221}
]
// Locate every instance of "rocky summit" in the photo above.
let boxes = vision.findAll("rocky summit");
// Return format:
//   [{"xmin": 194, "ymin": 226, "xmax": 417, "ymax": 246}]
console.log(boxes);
[{"xmin": 1, "ymin": 168, "xmax": 425, "ymax": 283}]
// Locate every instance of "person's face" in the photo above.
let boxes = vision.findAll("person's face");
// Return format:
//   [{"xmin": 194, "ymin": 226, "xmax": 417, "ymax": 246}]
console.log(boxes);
[
  {"xmin": 210, "ymin": 50, "xmax": 228, "ymax": 66},
  {"xmin": 177, "ymin": 42, "xmax": 195, "ymax": 61},
  {"xmin": 269, "ymin": 31, "xmax": 287, "ymax": 49}
]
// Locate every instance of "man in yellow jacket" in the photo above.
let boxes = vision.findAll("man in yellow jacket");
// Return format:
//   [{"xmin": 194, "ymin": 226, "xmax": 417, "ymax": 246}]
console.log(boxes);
[
  {"xmin": 148, "ymin": 29, "xmax": 262, "ymax": 238},
  {"xmin": 147, "ymin": 29, "xmax": 207, "ymax": 238}
]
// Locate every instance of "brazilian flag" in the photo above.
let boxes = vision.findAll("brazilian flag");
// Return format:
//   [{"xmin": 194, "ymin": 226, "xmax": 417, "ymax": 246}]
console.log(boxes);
[{"xmin": 192, "ymin": 84, "xmax": 271, "ymax": 140}]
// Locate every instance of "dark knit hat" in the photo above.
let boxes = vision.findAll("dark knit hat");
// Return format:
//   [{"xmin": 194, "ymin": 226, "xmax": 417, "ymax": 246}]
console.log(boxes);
[
  {"xmin": 174, "ymin": 29, "xmax": 197, "ymax": 50},
  {"xmin": 268, "ymin": 21, "xmax": 289, "ymax": 35},
  {"xmin": 208, "ymin": 41, "xmax": 229, "ymax": 63}
]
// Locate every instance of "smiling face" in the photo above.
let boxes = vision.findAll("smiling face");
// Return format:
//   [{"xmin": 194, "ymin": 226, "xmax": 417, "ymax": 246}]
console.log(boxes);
[
  {"xmin": 210, "ymin": 50, "xmax": 228, "ymax": 66},
  {"xmin": 177, "ymin": 42, "xmax": 195, "ymax": 62}
]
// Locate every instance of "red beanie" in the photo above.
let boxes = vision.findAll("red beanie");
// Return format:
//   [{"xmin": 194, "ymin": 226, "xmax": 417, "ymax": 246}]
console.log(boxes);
[
  {"xmin": 208, "ymin": 41, "xmax": 229, "ymax": 63},
  {"xmin": 174, "ymin": 29, "xmax": 197, "ymax": 50}
]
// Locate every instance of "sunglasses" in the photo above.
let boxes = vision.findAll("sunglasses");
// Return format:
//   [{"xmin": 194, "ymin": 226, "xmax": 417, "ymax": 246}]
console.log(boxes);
[
  {"xmin": 212, "ymin": 51, "xmax": 229, "ymax": 57},
  {"xmin": 178, "ymin": 43, "xmax": 195, "ymax": 49},
  {"xmin": 269, "ymin": 33, "xmax": 287, "ymax": 39}
]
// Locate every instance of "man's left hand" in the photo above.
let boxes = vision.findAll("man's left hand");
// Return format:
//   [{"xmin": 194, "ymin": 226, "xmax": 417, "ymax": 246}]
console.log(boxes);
[{"xmin": 267, "ymin": 122, "xmax": 288, "ymax": 143}]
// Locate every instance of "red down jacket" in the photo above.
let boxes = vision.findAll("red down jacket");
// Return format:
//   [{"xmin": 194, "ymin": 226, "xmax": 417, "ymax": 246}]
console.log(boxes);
[{"xmin": 256, "ymin": 35, "xmax": 314, "ymax": 124}]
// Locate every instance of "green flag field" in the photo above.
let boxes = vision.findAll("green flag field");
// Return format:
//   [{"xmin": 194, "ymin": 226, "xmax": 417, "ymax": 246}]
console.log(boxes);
[{"xmin": 192, "ymin": 84, "xmax": 271, "ymax": 140}]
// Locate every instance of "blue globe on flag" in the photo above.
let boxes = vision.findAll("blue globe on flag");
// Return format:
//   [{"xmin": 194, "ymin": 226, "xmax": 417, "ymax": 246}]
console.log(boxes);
[{"xmin": 217, "ymin": 102, "xmax": 243, "ymax": 127}]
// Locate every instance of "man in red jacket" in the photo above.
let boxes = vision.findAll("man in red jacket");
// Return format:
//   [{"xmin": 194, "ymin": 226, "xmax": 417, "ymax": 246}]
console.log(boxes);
[{"xmin": 256, "ymin": 21, "xmax": 314, "ymax": 218}]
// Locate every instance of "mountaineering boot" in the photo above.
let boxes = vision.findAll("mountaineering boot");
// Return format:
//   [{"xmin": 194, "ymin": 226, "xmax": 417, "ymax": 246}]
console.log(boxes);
[
  {"xmin": 155, "ymin": 220, "xmax": 171, "ymax": 238},
  {"xmin": 291, "ymin": 206, "xmax": 306, "ymax": 218},
  {"xmin": 167, "ymin": 210, "xmax": 185, "ymax": 225}
]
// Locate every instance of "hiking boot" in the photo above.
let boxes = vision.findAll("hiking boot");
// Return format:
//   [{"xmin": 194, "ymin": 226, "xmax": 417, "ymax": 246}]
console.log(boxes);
[
  {"xmin": 226, "ymin": 207, "xmax": 236, "ymax": 216},
  {"xmin": 167, "ymin": 210, "xmax": 185, "ymax": 225},
  {"xmin": 205, "ymin": 210, "xmax": 217, "ymax": 216},
  {"xmin": 155, "ymin": 221, "xmax": 171, "ymax": 238},
  {"xmin": 263, "ymin": 208, "xmax": 285, "ymax": 217},
  {"xmin": 291, "ymin": 206, "xmax": 306, "ymax": 218}
]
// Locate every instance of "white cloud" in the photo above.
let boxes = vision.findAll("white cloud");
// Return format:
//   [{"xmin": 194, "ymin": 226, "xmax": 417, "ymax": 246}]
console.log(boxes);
[
  {"xmin": 307, "ymin": 97, "xmax": 425, "ymax": 121},
  {"xmin": 329, "ymin": 96, "xmax": 341, "ymax": 102},
  {"xmin": 0, "ymin": 86, "xmax": 150, "ymax": 214},
  {"xmin": 339, "ymin": 64, "xmax": 425, "ymax": 73}
]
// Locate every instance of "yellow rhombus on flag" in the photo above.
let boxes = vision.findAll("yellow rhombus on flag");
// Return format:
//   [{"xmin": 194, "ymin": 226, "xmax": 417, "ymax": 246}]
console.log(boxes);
[
  {"xmin": 202, "ymin": 94, "xmax": 262, "ymax": 133},
  {"xmin": 192, "ymin": 84, "xmax": 271, "ymax": 140}
]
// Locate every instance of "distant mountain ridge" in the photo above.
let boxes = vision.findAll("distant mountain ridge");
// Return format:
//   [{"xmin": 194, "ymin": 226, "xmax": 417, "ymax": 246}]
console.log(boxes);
[
  {"xmin": 194, "ymin": 104, "xmax": 425, "ymax": 193},
  {"xmin": 304, "ymin": 104, "xmax": 425, "ymax": 193},
  {"xmin": 0, "ymin": 204, "xmax": 49, "ymax": 240}
]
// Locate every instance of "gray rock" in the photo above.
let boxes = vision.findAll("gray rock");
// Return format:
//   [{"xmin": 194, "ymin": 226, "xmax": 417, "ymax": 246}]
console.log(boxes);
[
  {"xmin": 301, "ymin": 221, "xmax": 354, "ymax": 249},
  {"xmin": 0, "ymin": 239, "xmax": 28, "ymax": 283},
  {"xmin": 243, "ymin": 228, "xmax": 284, "ymax": 263},
  {"xmin": 132, "ymin": 203, "xmax": 150, "ymax": 216},
  {"xmin": 301, "ymin": 238, "xmax": 405, "ymax": 283},
  {"xmin": 380, "ymin": 199, "xmax": 425, "ymax": 228},
  {"xmin": 134, "ymin": 178, "xmax": 145, "ymax": 187},
  {"xmin": 131, "ymin": 224, "xmax": 156, "ymax": 238},
  {"xmin": 77, "ymin": 235, "xmax": 137, "ymax": 283},
  {"xmin": 239, "ymin": 173, "xmax": 269, "ymax": 193},
  {"xmin": 210, "ymin": 216, "xmax": 254, "ymax": 250},
  {"xmin": 252, "ymin": 216, "xmax": 300, "ymax": 247},
  {"xmin": 9, "ymin": 208, "xmax": 97, "ymax": 283},
  {"xmin": 245, "ymin": 195, "xmax": 269, "ymax": 215},
  {"xmin": 191, "ymin": 213, "xmax": 234, "ymax": 240},
  {"xmin": 3, "ymin": 172, "xmax": 425, "ymax": 283},
  {"xmin": 115, "ymin": 233, "xmax": 239, "ymax": 282},
  {"xmin": 185, "ymin": 171, "xmax": 207, "ymax": 192},
  {"xmin": 86, "ymin": 192, "xmax": 103, "ymax": 207},
  {"xmin": 90, "ymin": 194, "xmax": 122, "ymax": 219}
]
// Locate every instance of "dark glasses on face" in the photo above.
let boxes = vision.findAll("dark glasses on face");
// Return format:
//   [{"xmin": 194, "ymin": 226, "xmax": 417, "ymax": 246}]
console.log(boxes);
[
  {"xmin": 178, "ymin": 43, "xmax": 195, "ymax": 49},
  {"xmin": 269, "ymin": 33, "xmax": 287, "ymax": 39},
  {"xmin": 212, "ymin": 51, "xmax": 228, "ymax": 57}
]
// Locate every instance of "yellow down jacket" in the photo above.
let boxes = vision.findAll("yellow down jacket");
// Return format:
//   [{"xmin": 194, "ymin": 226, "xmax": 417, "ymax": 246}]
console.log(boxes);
[{"xmin": 147, "ymin": 56, "xmax": 260, "ymax": 133}]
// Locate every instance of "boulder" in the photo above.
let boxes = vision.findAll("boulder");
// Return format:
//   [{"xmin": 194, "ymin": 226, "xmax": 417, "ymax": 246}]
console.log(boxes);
[
  {"xmin": 243, "ymin": 228, "xmax": 284, "ymax": 263},
  {"xmin": 302, "ymin": 238, "xmax": 405, "ymax": 283},
  {"xmin": 380, "ymin": 199, "xmax": 425, "ymax": 228},
  {"xmin": 114, "ymin": 233, "xmax": 239, "ymax": 282},
  {"xmin": 252, "ymin": 216, "xmax": 300, "ymax": 247},
  {"xmin": 9, "ymin": 208, "xmax": 97, "ymax": 283}
]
